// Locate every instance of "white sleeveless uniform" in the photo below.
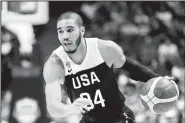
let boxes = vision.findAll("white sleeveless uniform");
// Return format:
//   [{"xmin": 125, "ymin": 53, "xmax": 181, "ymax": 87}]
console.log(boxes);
[
  {"xmin": 53, "ymin": 38, "xmax": 104, "ymax": 79},
  {"xmin": 52, "ymin": 37, "xmax": 127, "ymax": 123}
]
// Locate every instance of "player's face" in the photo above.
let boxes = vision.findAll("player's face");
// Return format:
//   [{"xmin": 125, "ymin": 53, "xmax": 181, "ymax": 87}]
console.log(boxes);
[{"xmin": 57, "ymin": 19, "xmax": 84, "ymax": 53}]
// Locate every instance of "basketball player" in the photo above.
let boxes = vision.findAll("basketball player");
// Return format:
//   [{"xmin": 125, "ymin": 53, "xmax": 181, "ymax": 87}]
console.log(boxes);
[{"xmin": 43, "ymin": 12, "xmax": 174, "ymax": 123}]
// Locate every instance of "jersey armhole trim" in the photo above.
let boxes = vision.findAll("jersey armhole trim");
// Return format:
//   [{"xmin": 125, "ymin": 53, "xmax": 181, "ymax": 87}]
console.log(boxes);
[{"xmin": 96, "ymin": 38, "xmax": 105, "ymax": 63}]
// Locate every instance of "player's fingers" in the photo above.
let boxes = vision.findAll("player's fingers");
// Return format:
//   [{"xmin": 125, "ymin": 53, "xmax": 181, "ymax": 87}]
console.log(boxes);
[
  {"xmin": 75, "ymin": 98, "xmax": 92, "ymax": 105},
  {"xmin": 164, "ymin": 76, "xmax": 174, "ymax": 81},
  {"xmin": 76, "ymin": 97, "xmax": 91, "ymax": 102},
  {"xmin": 75, "ymin": 102, "xmax": 86, "ymax": 107},
  {"xmin": 76, "ymin": 104, "xmax": 90, "ymax": 111}
]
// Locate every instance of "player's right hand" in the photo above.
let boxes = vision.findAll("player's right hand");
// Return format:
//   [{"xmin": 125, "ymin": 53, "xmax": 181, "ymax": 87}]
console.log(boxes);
[{"xmin": 69, "ymin": 98, "xmax": 92, "ymax": 114}]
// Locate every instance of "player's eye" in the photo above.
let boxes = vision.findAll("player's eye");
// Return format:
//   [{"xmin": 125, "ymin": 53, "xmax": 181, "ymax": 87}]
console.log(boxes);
[
  {"xmin": 67, "ymin": 29, "xmax": 74, "ymax": 32},
  {"xmin": 58, "ymin": 30, "xmax": 64, "ymax": 34}
]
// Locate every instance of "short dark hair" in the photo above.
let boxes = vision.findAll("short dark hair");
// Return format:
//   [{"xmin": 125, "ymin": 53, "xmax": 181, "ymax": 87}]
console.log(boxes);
[{"xmin": 57, "ymin": 11, "xmax": 83, "ymax": 27}]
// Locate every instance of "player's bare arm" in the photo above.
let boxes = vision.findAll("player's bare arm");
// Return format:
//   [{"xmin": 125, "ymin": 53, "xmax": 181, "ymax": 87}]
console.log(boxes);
[
  {"xmin": 97, "ymin": 39, "xmax": 126, "ymax": 68},
  {"xmin": 43, "ymin": 54, "xmax": 91, "ymax": 119},
  {"xmin": 97, "ymin": 39, "xmax": 175, "ymax": 82}
]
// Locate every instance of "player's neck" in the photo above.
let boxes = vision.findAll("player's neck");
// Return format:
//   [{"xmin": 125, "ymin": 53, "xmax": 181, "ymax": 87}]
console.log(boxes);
[{"xmin": 67, "ymin": 38, "xmax": 87, "ymax": 65}]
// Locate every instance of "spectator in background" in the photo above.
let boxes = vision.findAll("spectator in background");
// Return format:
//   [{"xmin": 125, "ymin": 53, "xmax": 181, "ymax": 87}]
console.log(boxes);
[
  {"xmin": 2, "ymin": 2, "xmax": 37, "ymax": 57},
  {"xmin": 171, "ymin": 60, "xmax": 185, "ymax": 96},
  {"xmin": 139, "ymin": 36, "xmax": 158, "ymax": 70},
  {"xmin": 179, "ymin": 38, "xmax": 185, "ymax": 61},
  {"xmin": 1, "ymin": 26, "xmax": 19, "ymax": 94},
  {"xmin": 176, "ymin": 93, "xmax": 185, "ymax": 123},
  {"xmin": 2, "ymin": 1, "xmax": 49, "ymax": 68},
  {"xmin": 1, "ymin": 26, "xmax": 17, "ymax": 123},
  {"xmin": 80, "ymin": 2, "xmax": 99, "ymax": 22},
  {"xmin": 158, "ymin": 38, "xmax": 180, "ymax": 73},
  {"xmin": 158, "ymin": 107, "xmax": 180, "ymax": 123},
  {"xmin": 117, "ymin": 72, "xmax": 129, "ymax": 94},
  {"xmin": 123, "ymin": 83, "xmax": 144, "ymax": 114}
]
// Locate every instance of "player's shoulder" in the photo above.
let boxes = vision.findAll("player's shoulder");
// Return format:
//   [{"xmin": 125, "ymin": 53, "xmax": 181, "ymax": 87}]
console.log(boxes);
[
  {"xmin": 96, "ymin": 38, "xmax": 124, "ymax": 67},
  {"xmin": 97, "ymin": 38, "xmax": 123, "ymax": 57},
  {"xmin": 43, "ymin": 53, "xmax": 65, "ymax": 84},
  {"xmin": 46, "ymin": 53, "xmax": 63, "ymax": 66},
  {"xmin": 47, "ymin": 46, "xmax": 64, "ymax": 67},
  {"xmin": 97, "ymin": 38, "xmax": 122, "ymax": 52}
]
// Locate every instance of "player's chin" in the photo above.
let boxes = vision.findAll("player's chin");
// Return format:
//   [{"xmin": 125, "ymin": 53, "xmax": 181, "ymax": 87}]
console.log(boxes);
[{"xmin": 65, "ymin": 48, "xmax": 76, "ymax": 53}]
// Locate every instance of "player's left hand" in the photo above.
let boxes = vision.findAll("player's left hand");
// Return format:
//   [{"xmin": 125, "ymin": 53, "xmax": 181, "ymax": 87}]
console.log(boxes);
[{"xmin": 163, "ymin": 76, "xmax": 175, "ymax": 81}]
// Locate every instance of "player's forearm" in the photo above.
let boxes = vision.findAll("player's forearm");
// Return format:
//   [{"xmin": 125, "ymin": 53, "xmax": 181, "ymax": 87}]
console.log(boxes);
[
  {"xmin": 121, "ymin": 56, "xmax": 159, "ymax": 82},
  {"xmin": 45, "ymin": 81, "xmax": 73, "ymax": 118},
  {"xmin": 47, "ymin": 102, "xmax": 72, "ymax": 118}
]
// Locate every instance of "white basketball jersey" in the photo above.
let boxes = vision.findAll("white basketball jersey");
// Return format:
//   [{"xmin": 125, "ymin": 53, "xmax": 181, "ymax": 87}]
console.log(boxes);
[
  {"xmin": 52, "ymin": 38, "xmax": 126, "ymax": 123},
  {"xmin": 53, "ymin": 37, "xmax": 104, "ymax": 77}
]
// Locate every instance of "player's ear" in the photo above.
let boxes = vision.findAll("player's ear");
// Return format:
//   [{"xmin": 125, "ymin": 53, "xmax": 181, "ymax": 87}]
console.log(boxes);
[
  {"xmin": 81, "ymin": 26, "xmax": 85, "ymax": 36},
  {"xmin": 56, "ymin": 25, "xmax": 61, "ymax": 41}
]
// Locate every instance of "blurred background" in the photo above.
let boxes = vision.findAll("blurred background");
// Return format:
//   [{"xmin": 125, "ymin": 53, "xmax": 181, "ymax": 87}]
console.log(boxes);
[{"xmin": 1, "ymin": 1, "xmax": 185, "ymax": 123}]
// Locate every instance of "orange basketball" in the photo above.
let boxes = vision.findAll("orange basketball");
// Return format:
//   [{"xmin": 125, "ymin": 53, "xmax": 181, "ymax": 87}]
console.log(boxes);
[{"xmin": 140, "ymin": 77, "xmax": 179, "ymax": 114}]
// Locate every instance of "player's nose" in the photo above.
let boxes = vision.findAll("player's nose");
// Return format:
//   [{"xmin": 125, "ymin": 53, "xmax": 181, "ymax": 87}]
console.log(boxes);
[{"xmin": 63, "ymin": 32, "xmax": 69, "ymax": 40}]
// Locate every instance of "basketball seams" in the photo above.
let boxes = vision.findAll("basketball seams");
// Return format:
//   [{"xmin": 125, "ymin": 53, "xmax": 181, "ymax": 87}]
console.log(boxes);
[
  {"xmin": 147, "ymin": 101, "xmax": 155, "ymax": 113},
  {"xmin": 146, "ymin": 94, "xmax": 155, "ymax": 103},
  {"xmin": 146, "ymin": 94, "xmax": 151, "ymax": 103},
  {"xmin": 140, "ymin": 94, "xmax": 150, "ymax": 103}
]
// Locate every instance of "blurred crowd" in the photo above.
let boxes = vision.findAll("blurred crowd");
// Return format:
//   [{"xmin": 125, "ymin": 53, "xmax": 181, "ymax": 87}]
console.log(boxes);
[
  {"xmin": 80, "ymin": 1, "xmax": 185, "ymax": 123},
  {"xmin": 1, "ymin": 1, "xmax": 185, "ymax": 123}
]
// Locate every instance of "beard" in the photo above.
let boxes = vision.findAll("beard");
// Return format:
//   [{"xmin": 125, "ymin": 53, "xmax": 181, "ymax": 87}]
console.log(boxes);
[{"xmin": 65, "ymin": 33, "xmax": 81, "ymax": 54}]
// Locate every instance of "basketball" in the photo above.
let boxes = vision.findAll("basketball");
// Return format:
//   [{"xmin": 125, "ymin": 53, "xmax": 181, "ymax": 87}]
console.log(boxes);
[{"xmin": 140, "ymin": 77, "xmax": 179, "ymax": 114}]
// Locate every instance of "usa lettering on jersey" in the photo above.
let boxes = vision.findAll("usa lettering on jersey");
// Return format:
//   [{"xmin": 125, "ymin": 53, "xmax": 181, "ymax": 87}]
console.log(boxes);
[{"xmin": 72, "ymin": 71, "xmax": 100, "ymax": 89}]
